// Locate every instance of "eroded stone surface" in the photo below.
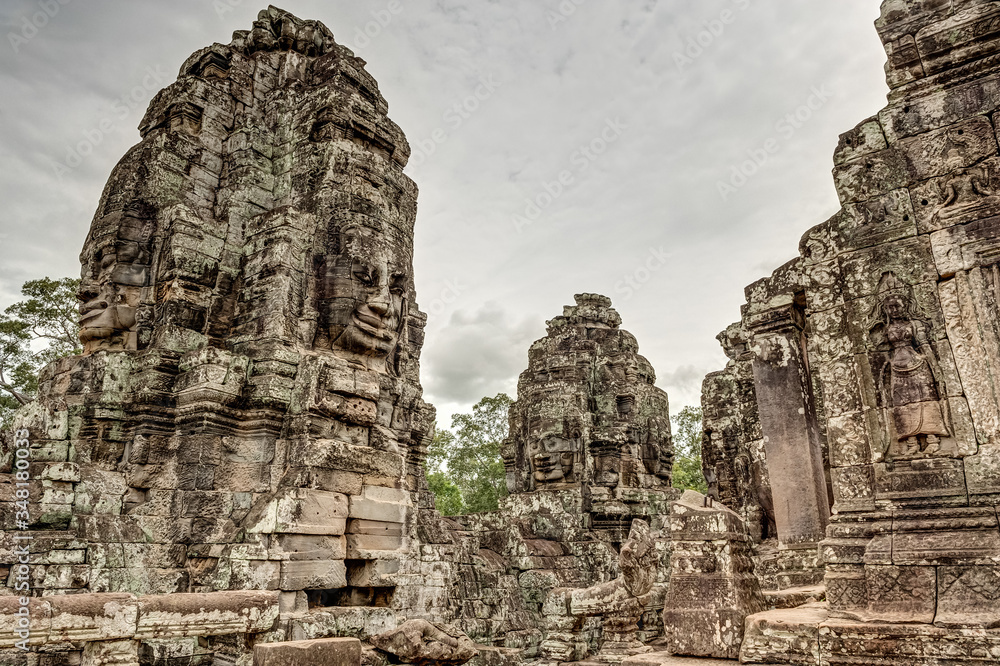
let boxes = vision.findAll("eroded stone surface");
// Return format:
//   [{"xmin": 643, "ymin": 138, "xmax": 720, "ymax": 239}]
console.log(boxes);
[
  {"xmin": 405, "ymin": 297, "xmax": 679, "ymax": 665},
  {"xmin": 705, "ymin": 1, "xmax": 1000, "ymax": 663},
  {"xmin": 662, "ymin": 491, "xmax": 765, "ymax": 660},
  {"xmin": 503, "ymin": 294, "xmax": 674, "ymax": 496},
  {"xmin": 371, "ymin": 620, "xmax": 477, "ymax": 666}
]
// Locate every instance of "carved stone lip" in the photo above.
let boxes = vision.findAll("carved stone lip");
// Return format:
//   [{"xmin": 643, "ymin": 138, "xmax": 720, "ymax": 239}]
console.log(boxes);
[
  {"xmin": 79, "ymin": 324, "xmax": 114, "ymax": 341},
  {"xmin": 352, "ymin": 313, "xmax": 396, "ymax": 341}
]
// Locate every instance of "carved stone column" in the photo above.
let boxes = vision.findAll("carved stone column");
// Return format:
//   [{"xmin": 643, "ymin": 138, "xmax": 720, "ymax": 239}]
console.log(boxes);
[{"xmin": 748, "ymin": 304, "xmax": 830, "ymax": 552}]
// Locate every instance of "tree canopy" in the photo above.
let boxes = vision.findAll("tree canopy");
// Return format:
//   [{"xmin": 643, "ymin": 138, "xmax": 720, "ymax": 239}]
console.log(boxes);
[
  {"xmin": 671, "ymin": 405, "xmax": 707, "ymax": 493},
  {"xmin": 427, "ymin": 393, "xmax": 512, "ymax": 515},
  {"xmin": 0, "ymin": 278, "xmax": 80, "ymax": 426}
]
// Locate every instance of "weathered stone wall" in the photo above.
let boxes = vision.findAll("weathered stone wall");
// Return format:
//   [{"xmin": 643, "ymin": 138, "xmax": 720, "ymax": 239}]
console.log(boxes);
[
  {"xmin": 707, "ymin": 0, "xmax": 1000, "ymax": 662},
  {"xmin": 0, "ymin": 33, "xmax": 679, "ymax": 666}
]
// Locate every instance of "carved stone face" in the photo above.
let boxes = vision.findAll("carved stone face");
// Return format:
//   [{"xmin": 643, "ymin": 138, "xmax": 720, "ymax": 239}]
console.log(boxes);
[
  {"xmin": 883, "ymin": 294, "xmax": 906, "ymax": 320},
  {"xmin": 78, "ymin": 210, "xmax": 153, "ymax": 354},
  {"xmin": 320, "ymin": 226, "xmax": 408, "ymax": 359},
  {"xmin": 528, "ymin": 434, "xmax": 577, "ymax": 484}
]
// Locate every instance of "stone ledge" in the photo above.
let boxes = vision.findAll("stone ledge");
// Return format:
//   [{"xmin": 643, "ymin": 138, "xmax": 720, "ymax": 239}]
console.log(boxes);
[
  {"xmin": 0, "ymin": 590, "xmax": 279, "ymax": 648},
  {"xmin": 254, "ymin": 637, "xmax": 361, "ymax": 666},
  {"xmin": 622, "ymin": 652, "xmax": 738, "ymax": 666}
]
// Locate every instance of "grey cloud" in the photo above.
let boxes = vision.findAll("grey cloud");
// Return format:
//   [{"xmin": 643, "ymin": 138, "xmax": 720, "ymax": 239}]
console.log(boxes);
[{"xmin": 423, "ymin": 303, "xmax": 541, "ymax": 405}]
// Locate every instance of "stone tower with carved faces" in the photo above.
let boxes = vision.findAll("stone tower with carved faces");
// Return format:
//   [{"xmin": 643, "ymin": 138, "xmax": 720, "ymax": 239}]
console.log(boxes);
[{"xmin": 16, "ymin": 7, "xmax": 433, "ymax": 617}]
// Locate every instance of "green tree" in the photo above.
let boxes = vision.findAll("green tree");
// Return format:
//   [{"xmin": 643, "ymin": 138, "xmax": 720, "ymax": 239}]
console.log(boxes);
[
  {"xmin": 671, "ymin": 405, "xmax": 707, "ymax": 493},
  {"xmin": 427, "ymin": 393, "xmax": 511, "ymax": 515},
  {"xmin": 0, "ymin": 278, "xmax": 81, "ymax": 427}
]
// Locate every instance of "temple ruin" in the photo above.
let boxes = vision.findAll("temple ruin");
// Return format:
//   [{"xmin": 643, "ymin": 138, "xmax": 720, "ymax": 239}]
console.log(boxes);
[{"xmin": 5, "ymin": 1, "xmax": 1000, "ymax": 665}]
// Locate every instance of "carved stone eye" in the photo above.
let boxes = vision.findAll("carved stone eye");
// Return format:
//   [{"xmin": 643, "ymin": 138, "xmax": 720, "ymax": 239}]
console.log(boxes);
[
  {"xmin": 390, "ymin": 273, "xmax": 407, "ymax": 296},
  {"xmin": 353, "ymin": 265, "xmax": 374, "ymax": 286}
]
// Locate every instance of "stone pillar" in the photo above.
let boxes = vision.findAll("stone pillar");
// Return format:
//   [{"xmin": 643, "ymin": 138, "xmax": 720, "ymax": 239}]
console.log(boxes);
[
  {"xmin": 662, "ymin": 490, "xmax": 766, "ymax": 659},
  {"xmin": 748, "ymin": 304, "xmax": 830, "ymax": 548}
]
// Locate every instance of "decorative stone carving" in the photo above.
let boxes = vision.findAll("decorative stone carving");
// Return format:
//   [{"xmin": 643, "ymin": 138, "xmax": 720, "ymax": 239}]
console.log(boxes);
[
  {"xmin": 867, "ymin": 272, "xmax": 951, "ymax": 459},
  {"xmin": 663, "ymin": 491, "xmax": 765, "ymax": 660},
  {"xmin": 709, "ymin": 1, "xmax": 1000, "ymax": 663},
  {"xmin": 542, "ymin": 519, "xmax": 659, "ymax": 663},
  {"xmin": 5, "ymin": 8, "xmax": 430, "ymax": 652},
  {"xmin": 370, "ymin": 620, "xmax": 477, "ymax": 666},
  {"xmin": 316, "ymin": 224, "xmax": 410, "ymax": 364},
  {"xmin": 77, "ymin": 201, "xmax": 155, "ymax": 354}
]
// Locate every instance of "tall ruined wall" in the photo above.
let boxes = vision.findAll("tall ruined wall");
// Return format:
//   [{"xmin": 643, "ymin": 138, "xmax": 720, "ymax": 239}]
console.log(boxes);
[
  {"xmin": 1, "ymin": 8, "xmax": 440, "ymax": 662},
  {"xmin": 706, "ymin": 0, "xmax": 1000, "ymax": 662}
]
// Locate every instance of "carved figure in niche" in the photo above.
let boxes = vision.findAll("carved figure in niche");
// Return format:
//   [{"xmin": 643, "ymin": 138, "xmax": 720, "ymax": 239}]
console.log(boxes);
[
  {"xmin": 941, "ymin": 169, "xmax": 993, "ymax": 209},
  {"xmin": 316, "ymin": 225, "xmax": 409, "ymax": 370},
  {"xmin": 868, "ymin": 272, "xmax": 950, "ymax": 457},
  {"xmin": 78, "ymin": 202, "xmax": 155, "ymax": 354},
  {"xmin": 933, "ymin": 165, "xmax": 999, "ymax": 226}
]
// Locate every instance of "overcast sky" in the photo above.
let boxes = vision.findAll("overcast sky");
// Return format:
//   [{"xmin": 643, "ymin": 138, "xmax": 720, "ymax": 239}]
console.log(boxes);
[{"xmin": 0, "ymin": 0, "xmax": 890, "ymax": 426}]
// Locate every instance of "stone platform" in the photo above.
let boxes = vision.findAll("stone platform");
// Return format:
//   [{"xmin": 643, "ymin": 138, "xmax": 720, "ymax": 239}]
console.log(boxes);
[
  {"xmin": 741, "ymin": 602, "xmax": 1000, "ymax": 665},
  {"xmin": 622, "ymin": 653, "xmax": 736, "ymax": 666}
]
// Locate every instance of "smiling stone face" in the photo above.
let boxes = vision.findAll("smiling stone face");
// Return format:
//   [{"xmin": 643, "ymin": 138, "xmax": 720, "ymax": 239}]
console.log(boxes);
[
  {"xmin": 318, "ymin": 226, "xmax": 410, "ymax": 360},
  {"xmin": 528, "ymin": 434, "xmax": 580, "ymax": 484},
  {"xmin": 77, "ymin": 204, "xmax": 154, "ymax": 354}
]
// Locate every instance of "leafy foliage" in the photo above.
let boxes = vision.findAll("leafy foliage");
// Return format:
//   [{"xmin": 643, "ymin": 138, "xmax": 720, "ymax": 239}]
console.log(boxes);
[
  {"xmin": 671, "ymin": 405, "xmax": 708, "ymax": 493},
  {"xmin": 427, "ymin": 393, "xmax": 512, "ymax": 515},
  {"xmin": 427, "ymin": 470, "xmax": 465, "ymax": 516},
  {"xmin": 0, "ymin": 278, "xmax": 81, "ymax": 427}
]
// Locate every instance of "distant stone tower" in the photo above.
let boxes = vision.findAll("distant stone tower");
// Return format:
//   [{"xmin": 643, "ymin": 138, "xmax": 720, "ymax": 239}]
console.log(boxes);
[{"xmin": 503, "ymin": 294, "xmax": 674, "ymax": 504}]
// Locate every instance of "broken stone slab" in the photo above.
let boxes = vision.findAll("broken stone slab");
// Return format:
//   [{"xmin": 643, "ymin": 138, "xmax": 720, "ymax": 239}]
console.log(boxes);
[
  {"xmin": 254, "ymin": 637, "xmax": 361, "ymax": 666},
  {"xmin": 621, "ymin": 653, "xmax": 738, "ymax": 666},
  {"xmin": 135, "ymin": 591, "xmax": 279, "ymax": 639},
  {"xmin": 284, "ymin": 607, "xmax": 397, "ymax": 643},
  {"xmin": 739, "ymin": 602, "xmax": 828, "ymax": 665},
  {"xmin": 370, "ymin": 620, "xmax": 477, "ymax": 666}
]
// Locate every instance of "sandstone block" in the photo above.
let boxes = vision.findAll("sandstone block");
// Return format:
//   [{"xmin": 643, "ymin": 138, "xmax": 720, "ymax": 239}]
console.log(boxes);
[
  {"xmin": 279, "ymin": 559, "xmax": 348, "ymax": 590},
  {"xmin": 253, "ymin": 637, "xmax": 361, "ymax": 666}
]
